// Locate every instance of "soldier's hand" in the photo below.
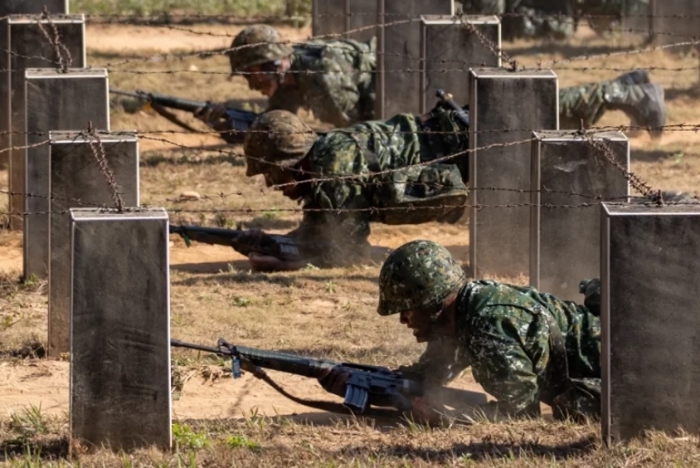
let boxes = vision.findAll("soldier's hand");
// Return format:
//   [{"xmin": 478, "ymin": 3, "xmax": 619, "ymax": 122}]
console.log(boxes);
[
  {"xmin": 393, "ymin": 364, "xmax": 424, "ymax": 382},
  {"xmin": 236, "ymin": 228, "xmax": 266, "ymax": 250},
  {"xmin": 193, "ymin": 103, "xmax": 228, "ymax": 126},
  {"xmin": 317, "ymin": 366, "xmax": 351, "ymax": 398},
  {"xmin": 410, "ymin": 397, "xmax": 443, "ymax": 425}
]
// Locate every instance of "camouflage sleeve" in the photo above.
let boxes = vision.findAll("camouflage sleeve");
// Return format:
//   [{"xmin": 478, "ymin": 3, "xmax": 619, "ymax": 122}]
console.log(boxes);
[
  {"xmin": 286, "ymin": 149, "xmax": 370, "ymax": 267},
  {"xmin": 396, "ymin": 339, "xmax": 459, "ymax": 384},
  {"xmin": 303, "ymin": 53, "xmax": 361, "ymax": 128},
  {"xmin": 466, "ymin": 305, "xmax": 550, "ymax": 416},
  {"xmin": 285, "ymin": 131, "xmax": 374, "ymax": 267}
]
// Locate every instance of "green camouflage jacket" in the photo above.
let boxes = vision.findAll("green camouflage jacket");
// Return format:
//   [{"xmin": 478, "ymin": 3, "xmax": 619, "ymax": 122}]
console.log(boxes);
[
  {"xmin": 410, "ymin": 280, "xmax": 601, "ymax": 419},
  {"xmin": 288, "ymin": 110, "xmax": 469, "ymax": 268},
  {"xmin": 267, "ymin": 38, "xmax": 376, "ymax": 128}
]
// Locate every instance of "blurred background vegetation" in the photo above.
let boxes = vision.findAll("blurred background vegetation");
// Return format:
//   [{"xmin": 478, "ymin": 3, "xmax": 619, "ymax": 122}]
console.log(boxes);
[{"xmin": 71, "ymin": 0, "xmax": 313, "ymax": 23}]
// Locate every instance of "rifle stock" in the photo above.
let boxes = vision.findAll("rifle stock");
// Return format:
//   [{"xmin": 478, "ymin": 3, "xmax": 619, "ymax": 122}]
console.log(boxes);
[{"xmin": 169, "ymin": 224, "xmax": 301, "ymax": 262}]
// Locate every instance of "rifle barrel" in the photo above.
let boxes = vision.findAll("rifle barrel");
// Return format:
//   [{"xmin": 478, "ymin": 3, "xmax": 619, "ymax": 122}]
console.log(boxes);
[
  {"xmin": 171, "ymin": 339, "xmax": 224, "ymax": 355},
  {"xmin": 170, "ymin": 338, "xmax": 336, "ymax": 378},
  {"xmin": 109, "ymin": 88, "xmax": 143, "ymax": 99}
]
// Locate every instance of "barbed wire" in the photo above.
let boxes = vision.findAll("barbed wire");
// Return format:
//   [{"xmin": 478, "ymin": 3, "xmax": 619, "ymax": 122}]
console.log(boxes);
[
  {"xmin": 2, "ymin": 17, "xmax": 699, "ymax": 75},
  {"xmin": 81, "ymin": 123, "xmax": 126, "ymax": 212},
  {"xmin": 62, "ymin": 11, "xmax": 700, "ymax": 21},
  {"xmin": 3, "ymin": 197, "xmax": 697, "ymax": 219},
  {"xmin": 1, "ymin": 121, "xmax": 695, "ymax": 138},
  {"xmin": 35, "ymin": 8, "xmax": 73, "ymax": 72}
]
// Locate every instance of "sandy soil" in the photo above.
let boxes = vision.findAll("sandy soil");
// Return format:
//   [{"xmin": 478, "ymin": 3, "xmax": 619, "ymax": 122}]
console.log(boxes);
[{"xmin": 0, "ymin": 359, "xmax": 502, "ymax": 421}]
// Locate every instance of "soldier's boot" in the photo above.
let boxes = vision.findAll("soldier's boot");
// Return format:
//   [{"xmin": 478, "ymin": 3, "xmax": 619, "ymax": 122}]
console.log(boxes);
[
  {"xmin": 604, "ymin": 82, "xmax": 667, "ymax": 139},
  {"xmin": 611, "ymin": 69, "xmax": 650, "ymax": 87}
]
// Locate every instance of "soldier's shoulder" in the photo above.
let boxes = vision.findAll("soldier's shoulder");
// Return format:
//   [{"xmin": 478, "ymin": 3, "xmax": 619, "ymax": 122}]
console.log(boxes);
[
  {"xmin": 462, "ymin": 281, "xmax": 541, "ymax": 315},
  {"xmin": 307, "ymin": 130, "xmax": 362, "ymax": 175}
]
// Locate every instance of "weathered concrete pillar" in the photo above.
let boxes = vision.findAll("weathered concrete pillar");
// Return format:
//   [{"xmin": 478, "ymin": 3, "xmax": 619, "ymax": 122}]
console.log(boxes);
[
  {"xmin": 312, "ymin": 0, "xmax": 377, "ymax": 42},
  {"xmin": 651, "ymin": 0, "xmax": 697, "ymax": 47},
  {"xmin": 69, "ymin": 207, "xmax": 171, "ymax": 452},
  {"xmin": 419, "ymin": 15, "xmax": 501, "ymax": 113},
  {"xmin": 530, "ymin": 130, "xmax": 629, "ymax": 301},
  {"xmin": 48, "ymin": 130, "xmax": 139, "ymax": 358},
  {"xmin": 468, "ymin": 68, "xmax": 558, "ymax": 278},
  {"xmin": 0, "ymin": 1, "xmax": 69, "ymax": 15},
  {"xmin": 24, "ymin": 68, "xmax": 110, "ymax": 279},
  {"xmin": 376, "ymin": 0, "xmax": 453, "ymax": 118},
  {"xmin": 601, "ymin": 202, "xmax": 700, "ymax": 444},
  {"xmin": 0, "ymin": 14, "xmax": 85, "ymax": 229}
]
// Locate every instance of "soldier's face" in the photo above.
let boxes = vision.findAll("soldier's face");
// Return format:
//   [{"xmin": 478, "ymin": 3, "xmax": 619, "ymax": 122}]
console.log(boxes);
[
  {"xmin": 263, "ymin": 168, "xmax": 298, "ymax": 198},
  {"xmin": 244, "ymin": 65, "xmax": 278, "ymax": 97},
  {"xmin": 399, "ymin": 309, "xmax": 438, "ymax": 343}
]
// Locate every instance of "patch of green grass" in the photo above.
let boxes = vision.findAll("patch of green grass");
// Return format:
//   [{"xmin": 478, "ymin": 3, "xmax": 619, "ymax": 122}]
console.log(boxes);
[
  {"xmin": 8, "ymin": 405, "xmax": 48, "ymax": 440},
  {"xmin": 172, "ymin": 423, "xmax": 211, "ymax": 450},
  {"xmin": 224, "ymin": 434, "xmax": 261, "ymax": 450}
]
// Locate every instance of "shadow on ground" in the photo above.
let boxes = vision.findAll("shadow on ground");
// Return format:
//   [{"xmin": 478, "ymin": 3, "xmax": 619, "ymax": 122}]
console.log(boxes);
[
  {"xmin": 631, "ymin": 148, "xmax": 683, "ymax": 163},
  {"xmin": 170, "ymin": 245, "xmax": 391, "ymax": 276},
  {"xmin": 665, "ymin": 86, "xmax": 700, "ymax": 102},
  {"xmin": 348, "ymin": 435, "xmax": 598, "ymax": 462},
  {"xmin": 0, "ymin": 437, "xmax": 69, "ymax": 462},
  {"xmin": 141, "ymin": 149, "xmax": 245, "ymax": 167},
  {"xmin": 505, "ymin": 42, "xmax": 639, "ymax": 59}
]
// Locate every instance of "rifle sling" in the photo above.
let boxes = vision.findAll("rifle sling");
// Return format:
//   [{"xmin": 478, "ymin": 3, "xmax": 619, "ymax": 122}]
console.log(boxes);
[
  {"xmin": 245, "ymin": 360, "xmax": 401, "ymax": 418},
  {"xmin": 539, "ymin": 310, "xmax": 571, "ymax": 404},
  {"xmin": 150, "ymin": 102, "xmax": 202, "ymax": 133}
]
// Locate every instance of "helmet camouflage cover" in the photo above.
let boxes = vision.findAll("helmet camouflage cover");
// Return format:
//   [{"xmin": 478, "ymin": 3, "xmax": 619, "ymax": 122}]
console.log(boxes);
[
  {"xmin": 228, "ymin": 24, "xmax": 294, "ymax": 71},
  {"xmin": 377, "ymin": 240, "xmax": 466, "ymax": 316},
  {"xmin": 243, "ymin": 110, "xmax": 318, "ymax": 177}
]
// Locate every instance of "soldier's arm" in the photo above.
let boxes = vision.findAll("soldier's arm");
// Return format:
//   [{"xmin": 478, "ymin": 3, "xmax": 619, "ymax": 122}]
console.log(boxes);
[
  {"xmin": 465, "ymin": 307, "xmax": 549, "ymax": 419},
  {"xmin": 303, "ymin": 56, "xmax": 361, "ymax": 128},
  {"xmin": 395, "ymin": 338, "xmax": 467, "ymax": 385},
  {"xmin": 287, "ymin": 202, "xmax": 371, "ymax": 269}
]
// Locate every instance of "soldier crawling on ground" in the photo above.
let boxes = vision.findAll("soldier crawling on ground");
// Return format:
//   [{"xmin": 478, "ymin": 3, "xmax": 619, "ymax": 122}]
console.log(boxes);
[
  {"xmin": 196, "ymin": 24, "xmax": 667, "ymax": 139},
  {"xmin": 317, "ymin": 239, "xmax": 603, "ymax": 423},
  {"xmin": 177, "ymin": 93, "xmax": 472, "ymax": 272},
  {"xmin": 457, "ymin": 0, "xmax": 650, "ymax": 40},
  {"xmin": 176, "ymin": 88, "xmax": 694, "ymax": 273}
]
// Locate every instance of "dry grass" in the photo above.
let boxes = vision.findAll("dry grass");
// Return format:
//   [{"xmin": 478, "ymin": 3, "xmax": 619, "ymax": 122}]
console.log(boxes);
[
  {"xmin": 1, "ymin": 20, "xmax": 700, "ymax": 467},
  {"xmin": 2, "ymin": 409, "xmax": 700, "ymax": 467}
]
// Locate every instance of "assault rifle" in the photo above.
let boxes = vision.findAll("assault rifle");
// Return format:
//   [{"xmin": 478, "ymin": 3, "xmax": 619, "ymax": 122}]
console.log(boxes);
[
  {"xmin": 171, "ymin": 337, "xmax": 487, "ymax": 415},
  {"xmin": 169, "ymin": 224, "xmax": 301, "ymax": 263},
  {"xmin": 110, "ymin": 89, "xmax": 260, "ymax": 142},
  {"xmin": 435, "ymin": 89, "xmax": 469, "ymax": 128}
]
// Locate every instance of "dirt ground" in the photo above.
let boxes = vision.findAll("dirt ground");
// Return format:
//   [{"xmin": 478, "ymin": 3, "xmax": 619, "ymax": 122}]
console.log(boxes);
[{"xmin": 1, "ymin": 20, "xmax": 700, "ymax": 466}]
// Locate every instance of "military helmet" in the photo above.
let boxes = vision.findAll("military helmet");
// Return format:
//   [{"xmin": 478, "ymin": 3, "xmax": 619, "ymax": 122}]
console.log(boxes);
[
  {"xmin": 377, "ymin": 240, "xmax": 466, "ymax": 316},
  {"xmin": 243, "ymin": 110, "xmax": 318, "ymax": 177},
  {"xmin": 228, "ymin": 24, "xmax": 294, "ymax": 72}
]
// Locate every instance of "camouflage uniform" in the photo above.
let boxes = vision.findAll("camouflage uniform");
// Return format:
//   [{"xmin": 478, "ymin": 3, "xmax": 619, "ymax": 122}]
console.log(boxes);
[
  {"xmin": 244, "ymin": 108, "xmax": 469, "ymax": 268},
  {"xmin": 378, "ymin": 240, "xmax": 601, "ymax": 420},
  {"xmin": 459, "ymin": 0, "xmax": 575, "ymax": 40},
  {"xmin": 267, "ymin": 38, "xmax": 376, "ymax": 128},
  {"xmin": 559, "ymin": 70, "xmax": 666, "ymax": 135},
  {"xmin": 459, "ymin": 0, "xmax": 648, "ymax": 39},
  {"xmin": 292, "ymin": 109, "xmax": 469, "ymax": 267},
  {"xmin": 417, "ymin": 280, "xmax": 601, "ymax": 418}
]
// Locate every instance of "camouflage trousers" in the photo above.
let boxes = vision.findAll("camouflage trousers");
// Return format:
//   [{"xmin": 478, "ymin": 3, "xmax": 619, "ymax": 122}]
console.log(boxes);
[
  {"xmin": 559, "ymin": 81, "xmax": 646, "ymax": 130},
  {"xmin": 460, "ymin": 0, "xmax": 575, "ymax": 40}
]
